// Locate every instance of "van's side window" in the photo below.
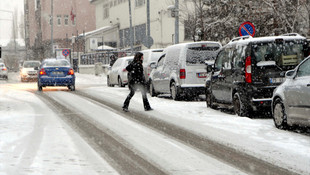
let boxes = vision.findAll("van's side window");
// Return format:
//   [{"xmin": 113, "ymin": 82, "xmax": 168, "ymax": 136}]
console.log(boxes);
[
  {"xmin": 158, "ymin": 55, "xmax": 165, "ymax": 67},
  {"xmin": 223, "ymin": 48, "xmax": 233, "ymax": 69},
  {"xmin": 234, "ymin": 45, "xmax": 246, "ymax": 68},
  {"xmin": 215, "ymin": 50, "xmax": 225, "ymax": 71}
]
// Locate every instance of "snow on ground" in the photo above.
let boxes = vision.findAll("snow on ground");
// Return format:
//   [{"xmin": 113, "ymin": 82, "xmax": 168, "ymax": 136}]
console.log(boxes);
[
  {"xmin": 0, "ymin": 73, "xmax": 118, "ymax": 175},
  {"xmin": 0, "ymin": 72, "xmax": 309, "ymax": 174},
  {"xmin": 76, "ymin": 73, "xmax": 310, "ymax": 175}
]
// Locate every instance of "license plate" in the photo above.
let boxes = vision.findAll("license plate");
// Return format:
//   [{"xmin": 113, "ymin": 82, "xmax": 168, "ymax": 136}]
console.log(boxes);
[
  {"xmin": 269, "ymin": 78, "xmax": 285, "ymax": 83},
  {"xmin": 197, "ymin": 72, "xmax": 207, "ymax": 78},
  {"xmin": 52, "ymin": 71, "xmax": 63, "ymax": 75}
]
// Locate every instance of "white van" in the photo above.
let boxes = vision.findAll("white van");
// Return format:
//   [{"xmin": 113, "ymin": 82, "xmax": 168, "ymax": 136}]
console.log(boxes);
[{"xmin": 149, "ymin": 41, "xmax": 222, "ymax": 100}]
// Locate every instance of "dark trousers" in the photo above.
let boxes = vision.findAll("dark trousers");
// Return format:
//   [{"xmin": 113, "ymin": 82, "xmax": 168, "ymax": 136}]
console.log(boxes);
[{"xmin": 123, "ymin": 83, "xmax": 151, "ymax": 110}]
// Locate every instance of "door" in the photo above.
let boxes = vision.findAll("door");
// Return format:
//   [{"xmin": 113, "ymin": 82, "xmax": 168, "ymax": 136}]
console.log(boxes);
[
  {"xmin": 285, "ymin": 58, "xmax": 310, "ymax": 122},
  {"xmin": 152, "ymin": 55, "xmax": 165, "ymax": 92},
  {"xmin": 211, "ymin": 49, "xmax": 232, "ymax": 103}
]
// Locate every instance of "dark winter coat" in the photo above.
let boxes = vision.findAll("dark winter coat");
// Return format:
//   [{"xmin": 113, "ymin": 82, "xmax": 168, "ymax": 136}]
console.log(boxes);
[{"xmin": 126, "ymin": 61, "xmax": 145, "ymax": 85}]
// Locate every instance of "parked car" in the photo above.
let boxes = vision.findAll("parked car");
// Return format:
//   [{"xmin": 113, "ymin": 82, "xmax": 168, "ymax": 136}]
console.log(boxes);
[
  {"xmin": 271, "ymin": 56, "xmax": 310, "ymax": 129},
  {"xmin": 37, "ymin": 58, "xmax": 75, "ymax": 91},
  {"xmin": 205, "ymin": 34, "xmax": 309, "ymax": 116},
  {"xmin": 141, "ymin": 49, "xmax": 163, "ymax": 88},
  {"xmin": 149, "ymin": 41, "xmax": 222, "ymax": 100},
  {"xmin": 107, "ymin": 56, "xmax": 133, "ymax": 87},
  {"xmin": 0, "ymin": 63, "xmax": 8, "ymax": 80},
  {"xmin": 20, "ymin": 60, "xmax": 41, "ymax": 82}
]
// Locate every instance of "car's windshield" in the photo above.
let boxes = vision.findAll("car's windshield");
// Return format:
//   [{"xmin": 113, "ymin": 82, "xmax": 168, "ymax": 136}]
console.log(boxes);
[
  {"xmin": 23, "ymin": 62, "xmax": 40, "ymax": 68},
  {"xmin": 42, "ymin": 60, "xmax": 70, "ymax": 67},
  {"xmin": 186, "ymin": 46, "xmax": 221, "ymax": 64},
  {"xmin": 252, "ymin": 40, "xmax": 306, "ymax": 68}
]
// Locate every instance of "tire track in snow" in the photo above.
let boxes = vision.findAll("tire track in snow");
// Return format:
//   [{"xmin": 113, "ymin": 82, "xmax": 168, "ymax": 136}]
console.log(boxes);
[
  {"xmin": 72, "ymin": 90, "xmax": 301, "ymax": 175},
  {"xmin": 35, "ymin": 91, "xmax": 168, "ymax": 175}
]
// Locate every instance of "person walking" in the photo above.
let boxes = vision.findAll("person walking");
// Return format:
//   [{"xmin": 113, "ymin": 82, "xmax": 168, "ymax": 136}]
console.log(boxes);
[
  {"xmin": 109, "ymin": 55, "xmax": 117, "ymax": 67},
  {"xmin": 122, "ymin": 52, "xmax": 153, "ymax": 112}
]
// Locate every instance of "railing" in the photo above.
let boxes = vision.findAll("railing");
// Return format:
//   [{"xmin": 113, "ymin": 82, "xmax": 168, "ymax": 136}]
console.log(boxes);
[{"xmin": 80, "ymin": 51, "xmax": 132, "ymax": 65}]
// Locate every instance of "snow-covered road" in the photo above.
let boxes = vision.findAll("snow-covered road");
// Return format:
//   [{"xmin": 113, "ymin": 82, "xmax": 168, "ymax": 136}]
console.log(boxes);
[{"xmin": 0, "ymin": 72, "xmax": 309, "ymax": 174}]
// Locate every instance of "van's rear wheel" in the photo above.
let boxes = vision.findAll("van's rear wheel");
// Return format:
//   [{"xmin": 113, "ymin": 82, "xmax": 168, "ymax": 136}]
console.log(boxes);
[
  {"xmin": 149, "ymin": 81, "xmax": 157, "ymax": 97},
  {"xmin": 233, "ymin": 93, "xmax": 248, "ymax": 117},
  {"xmin": 170, "ymin": 82, "xmax": 180, "ymax": 101},
  {"xmin": 107, "ymin": 76, "xmax": 114, "ymax": 87},
  {"xmin": 118, "ymin": 77, "xmax": 125, "ymax": 87},
  {"xmin": 206, "ymin": 90, "xmax": 216, "ymax": 109}
]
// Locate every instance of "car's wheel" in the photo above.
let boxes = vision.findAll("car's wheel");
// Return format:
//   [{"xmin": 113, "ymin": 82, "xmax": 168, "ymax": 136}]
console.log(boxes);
[
  {"xmin": 118, "ymin": 77, "xmax": 125, "ymax": 87},
  {"xmin": 38, "ymin": 84, "xmax": 42, "ymax": 91},
  {"xmin": 170, "ymin": 82, "xmax": 180, "ymax": 101},
  {"xmin": 107, "ymin": 76, "xmax": 114, "ymax": 87},
  {"xmin": 233, "ymin": 93, "xmax": 248, "ymax": 117},
  {"xmin": 149, "ymin": 81, "xmax": 157, "ymax": 97},
  {"xmin": 273, "ymin": 98, "xmax": 288, "ymax": 129},
  {"xmin": 206, "ymin": 89, "xmax": 216, "ymax": 109},
  {"xmin": 5, "ymin": 76, "xmax": 8, "ymax": 80},
  {"xmin": 68, "ymin": 85, "xmax": 75, "ymax": 91}
]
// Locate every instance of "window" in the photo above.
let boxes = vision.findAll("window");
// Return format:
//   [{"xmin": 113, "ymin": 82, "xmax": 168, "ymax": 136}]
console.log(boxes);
[
  {"xmin": 233, "ymin": 45, "xmax": 246, "ymax": 68},
  {"xmin": 158, "ymin": 55, "xmax": 165, "ymax": 67},
  {"xmin": 72, "ymin": 17, "xmax": 76, "ymax": 26},
  {"xmin": 57, "ymin": 15, "xmax": 62, "ymax": 25},
  {"xmin": 135, "ymin": 0, "xmax": 145, "ymax": 7},
  {"xmin": 297, "ymin": 59, "xmax": 310, "ymax": 77},
  {"xmin": 35, "ymin": 0, "xmax": 40, "ymax": 10},
  {"xmin": 64, "ymin": 15, "xmax": 69, "ymax": 26},
  {"xmin": 103, "ymin": 4, "xmax": 109, "ymax": 19}
]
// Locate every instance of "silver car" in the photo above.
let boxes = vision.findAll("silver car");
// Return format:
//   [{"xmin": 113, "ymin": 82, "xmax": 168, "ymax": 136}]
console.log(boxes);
[
  {"xmin": 272, "ymin": 56, "xmax": 310, "ymax": 129},
  {"xmin": 0, "ymin": 63, "xmax": 8, "ymax": 80},
  {"xmin": 107, "ymin": 56, "xmax": 133, "ymax": 87}
]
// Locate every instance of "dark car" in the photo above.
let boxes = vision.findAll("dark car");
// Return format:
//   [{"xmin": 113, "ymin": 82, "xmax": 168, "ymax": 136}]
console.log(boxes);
[
  {"xmin": 37, "ymin": 58, "xmax": 75, "ymax": 91},
  {"xmin": 205, "ymin": 34, "xmax": 309, "ymax": 116},
  {"xmin": 272, "ymin": 56, "xmax": 310, "ymax": 129}
]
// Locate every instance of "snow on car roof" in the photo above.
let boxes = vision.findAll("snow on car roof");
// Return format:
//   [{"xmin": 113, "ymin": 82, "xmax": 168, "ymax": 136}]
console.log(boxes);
[
  {"xmin": 168, "ymin": 41, "xmax": 222, "ymax": 49},
  {"xmin": 228, "ymin": 35, "xmax": 306, "ymax": 45}
]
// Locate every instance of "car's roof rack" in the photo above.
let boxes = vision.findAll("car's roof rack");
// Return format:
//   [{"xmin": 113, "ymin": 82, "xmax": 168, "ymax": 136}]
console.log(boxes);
[
  {"xmin": 229, "ymin": 35, "xmax": 253, "ymax": 43},
  {"xmin": 281, "ymin": 33, "xmax": 302, "ymax": 37}
]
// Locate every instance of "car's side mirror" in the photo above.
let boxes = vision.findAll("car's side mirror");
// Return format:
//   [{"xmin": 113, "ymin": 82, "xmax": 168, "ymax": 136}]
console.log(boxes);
[
  {"xmin": 206, "ymin": 64, "xmax": 213, "ymax": 73},
  {"xmin": 34, "ymin": 67, "xmax": 39, "ymax": 70},
  {"xmin": 285, "ymin": 70, "xmax": 295, "ymax": 78},
  {"xmin": 150, "ymin": 62, "xmax": 157, "ymax": 69}
]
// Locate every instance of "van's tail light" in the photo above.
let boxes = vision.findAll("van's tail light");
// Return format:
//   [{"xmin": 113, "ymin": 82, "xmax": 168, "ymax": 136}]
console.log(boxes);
[
  {"xmin": 245, "ymin": 56, "xmax": 252, "ymax": 83},
  {"xmin": 180, "ymin": 69, "xmax": 186, "ymax": 79},
  {"xmin": 39, "ymin": 68, "xmax": 46, "ymax": 75},
  {"xmin": 68, "ymin": 68, "xmax": 74, "ymax": 75}
]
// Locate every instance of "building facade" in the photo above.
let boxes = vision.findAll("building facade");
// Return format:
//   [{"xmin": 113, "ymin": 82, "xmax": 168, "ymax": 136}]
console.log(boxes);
[
  {"xmin": 25, "ymin": 0, "xmax": 96, "ymax": 61},
  {"xmin": 89, "ymin": 0, "xmax": 186, "ymax": 51}
]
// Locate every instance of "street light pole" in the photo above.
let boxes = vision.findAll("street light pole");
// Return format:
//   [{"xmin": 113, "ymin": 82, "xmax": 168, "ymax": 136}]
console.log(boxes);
[
  {"xmin": 50, "ymin": 0, "xmax": 54, "ymax": 56},
  {"xmin": 175, "ymin": 0, "xmax": 179, "ymax": 44},
  {"xmin": 128, "ymin": 0, "xmax": 134, "ymax": 54}
]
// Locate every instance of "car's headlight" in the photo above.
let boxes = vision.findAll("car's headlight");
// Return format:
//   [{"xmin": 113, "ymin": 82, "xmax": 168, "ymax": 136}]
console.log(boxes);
[{"xmin": 21, "ymin": 69, "xmax": 28, "ymax": 75}]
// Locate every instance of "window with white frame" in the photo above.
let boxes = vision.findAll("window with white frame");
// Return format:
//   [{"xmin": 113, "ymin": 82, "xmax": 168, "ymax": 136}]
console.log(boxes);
[
  {"xmin": 64, "ymin": 15, "xmax": 69, "ymax": 26},
  {"xmin": 135, "ymin": 0, "xmax": 145, "ymax": 7},
  {"xmin": 35, "ymin": 0, "xmax": 40, "ymax": 10},
  {"xmin": 57, "ymin": 15, "xmax": 62, "ymax": 25},
  {"xmin": 103, "ymin": 4, "xmax": 109, "ymax": 19}
]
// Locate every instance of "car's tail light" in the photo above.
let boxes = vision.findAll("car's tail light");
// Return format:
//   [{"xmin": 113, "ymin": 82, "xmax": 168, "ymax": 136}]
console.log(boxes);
[
  {"xmin": 122, "ymin": 68, "xmax": 127, "ymax": 72},
  {"xmin": 245, "ymin": 56, "xmax": 252, "ymax": 83},
  {"xmin": 2, "ymin": 68, "xmax": 7, "ymax": 71},
  {"xmin": 39, "ymin": 68, "xmax": 46, "ymax": 75},
  {"xmin": 180, "ymin": 69, "xmax": 186, "ymax": 79},
  {"xmin": 68, "ymin": 68, "xmax": 74, "ymax": 75}
]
